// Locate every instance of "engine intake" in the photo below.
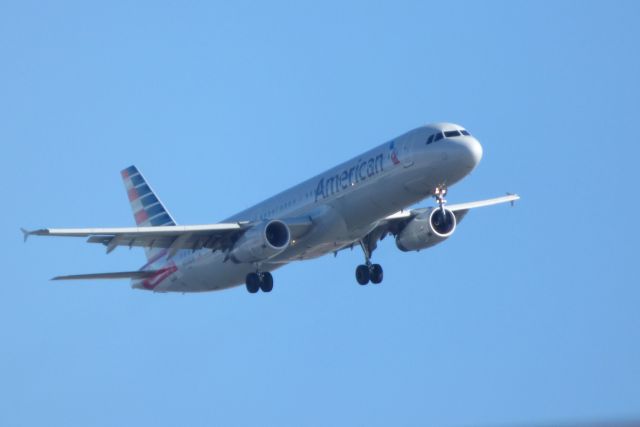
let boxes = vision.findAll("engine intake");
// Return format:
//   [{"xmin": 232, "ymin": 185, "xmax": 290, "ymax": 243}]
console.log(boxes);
[
  {"xmin": 395, "ymin": 207, "xmax": 457, "ymax": 252},
  {"xmin": 264, "ymin": 220, "xmax": 290, "ymax": 248},
  {"xmin": 429, "ymin": 208, "xmax": 456, "ymax": 237},
  {"xmin": 230, "ymin": 220, "xmax": 291, "ymax": 263}
]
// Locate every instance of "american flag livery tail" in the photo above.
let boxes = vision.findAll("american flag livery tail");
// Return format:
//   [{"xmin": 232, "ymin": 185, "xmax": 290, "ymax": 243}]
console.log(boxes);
[{"xmin": 121, "ymin": 165, "xmax": 176, "ymax": 260}]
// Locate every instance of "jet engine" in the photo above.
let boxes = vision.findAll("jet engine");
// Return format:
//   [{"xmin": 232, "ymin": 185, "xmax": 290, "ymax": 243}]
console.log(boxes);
[
  {"xmin": 229, "ymin": 220, "xmax": 291, "ymax": 263},
  {"xmin": 395, "ymin": 207, "xmax": 457, "ymax": 252}
]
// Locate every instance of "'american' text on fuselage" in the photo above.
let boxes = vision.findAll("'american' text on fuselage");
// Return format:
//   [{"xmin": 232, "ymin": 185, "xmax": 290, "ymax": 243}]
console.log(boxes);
[{"xmin": 315, "ymin": 153, "xmax": 384, "ymax": 202}]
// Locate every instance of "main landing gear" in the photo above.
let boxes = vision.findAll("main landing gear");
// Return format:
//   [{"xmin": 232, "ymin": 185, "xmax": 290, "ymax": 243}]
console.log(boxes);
[
  {"xmin": 355, "ymin": 240, "xmax": 383, "ymax": 285},
  {"xmin": 355, "ymin": 263, "xmax": 383, "ymax": 285},
  {"xmin": 245, "ymin": 271, "xmax": 273, "ymax": 293}
]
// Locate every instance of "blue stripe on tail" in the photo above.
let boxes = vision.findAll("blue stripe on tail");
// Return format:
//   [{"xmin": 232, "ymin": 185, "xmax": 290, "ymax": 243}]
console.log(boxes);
[{"xmin": 120, "ymin": 165, "xmax": 177, "ymax": 260}]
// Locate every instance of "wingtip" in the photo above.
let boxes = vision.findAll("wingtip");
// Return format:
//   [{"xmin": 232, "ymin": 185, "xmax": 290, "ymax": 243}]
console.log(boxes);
[{"xmin": 506, "ymin": 192, "xmax": 520, "ymax": 206}]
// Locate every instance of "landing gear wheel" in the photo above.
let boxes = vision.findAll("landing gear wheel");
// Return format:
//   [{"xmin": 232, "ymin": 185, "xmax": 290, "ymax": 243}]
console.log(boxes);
[
  {"xmin": 260, "ymin": 272, "xmax": 274, "ymax": 293},
  {"xmin": 370, "ymin": 264, "xmax": 383, "ymax": 284},
  {"xmin": 356, "ymin": 265, "xmax": 370, "ymax": 285},
  {"xmin": 356, "ymin": 239, "xmax": 384, "ymax": 286},
  {"xmin": 245, "ymin": 273, "xmax": 260, "ymax": 293}
]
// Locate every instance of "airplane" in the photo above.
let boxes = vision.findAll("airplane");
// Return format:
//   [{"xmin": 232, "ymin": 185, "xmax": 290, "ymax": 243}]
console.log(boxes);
[{"xmin": 22, "ymin": 122, "xmax": 519, "ymax": 293}]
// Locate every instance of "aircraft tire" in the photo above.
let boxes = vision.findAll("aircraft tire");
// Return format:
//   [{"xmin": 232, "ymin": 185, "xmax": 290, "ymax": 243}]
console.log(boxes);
[
  {"xmin": 246, "ymin": 273, "xmax": 260, "ymax": 293},
  {"xmin": 356, "ymin": 265, "xmax": 370, "ymax": 285},
  {"xmin": 370, "ymin": 264, "xmax": 383, "ymax": 284},
  {"xmin": 260, "ymin": 272, "xmax": 274, "ymax": 293}
]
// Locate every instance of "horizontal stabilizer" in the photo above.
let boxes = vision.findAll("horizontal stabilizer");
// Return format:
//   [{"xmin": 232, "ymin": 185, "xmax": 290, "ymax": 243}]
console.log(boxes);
[{"xmin": 52, "ymin": 270, "xmax": 160, "ymax": 281}]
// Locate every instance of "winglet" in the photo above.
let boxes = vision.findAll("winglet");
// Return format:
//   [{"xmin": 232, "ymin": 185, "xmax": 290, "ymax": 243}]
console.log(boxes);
[
  {"xmin": 506, "ymin": 192, "xmax": 520, "ymax": 207},
  {"xmin": 20, "ymin": 228, "xmax": 30, "ymax": 242}
]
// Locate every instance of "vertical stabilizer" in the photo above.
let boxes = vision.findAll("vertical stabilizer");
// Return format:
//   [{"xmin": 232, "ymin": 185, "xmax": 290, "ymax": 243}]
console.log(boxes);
[{"xmin": 120, "ymin": 165, "xmax": 176, "ymax": 260}]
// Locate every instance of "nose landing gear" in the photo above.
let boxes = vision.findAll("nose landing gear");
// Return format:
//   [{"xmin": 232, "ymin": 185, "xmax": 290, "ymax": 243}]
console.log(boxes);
[{"xmin": 434, "ymin": 185, "xmax": 448, "ymax": 215}]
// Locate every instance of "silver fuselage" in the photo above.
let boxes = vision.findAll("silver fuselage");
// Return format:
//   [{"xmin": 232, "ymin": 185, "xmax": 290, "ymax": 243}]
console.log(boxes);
[{"xmin": 137, "ymin": 122, "xmax": 483, "ymax": 292}]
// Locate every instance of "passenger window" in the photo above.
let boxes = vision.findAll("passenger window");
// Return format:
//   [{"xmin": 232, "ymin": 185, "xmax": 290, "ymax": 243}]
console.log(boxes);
[
  {"xmin": 461, "ymin": 130, "xmax": 470, "ymax": 136},
  {"xmin": 444, "ymin": 130, "xmax": 461, "ymax": 138},
  {"xmin": 434, "ymin": 132, "xmax": 443, "ymax": 142},
  {"xmin": 426, "ymin": 134, "xmax": 434, "ymax": 144}
]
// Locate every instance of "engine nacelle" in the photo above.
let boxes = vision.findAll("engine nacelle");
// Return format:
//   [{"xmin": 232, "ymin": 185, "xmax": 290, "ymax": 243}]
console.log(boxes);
[
  {"xmin": 395, "ymin": 207, "xmax": 457, "ymax": 252},
  {"xmin": 229, "ymin": 220, "xmax": 291, "ymax": 263}
]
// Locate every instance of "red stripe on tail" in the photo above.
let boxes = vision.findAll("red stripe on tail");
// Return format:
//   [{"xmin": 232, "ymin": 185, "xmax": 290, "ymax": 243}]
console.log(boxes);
[{"xmin": 134, "ymin": 210, "xmax": 149, "ymax": 224}]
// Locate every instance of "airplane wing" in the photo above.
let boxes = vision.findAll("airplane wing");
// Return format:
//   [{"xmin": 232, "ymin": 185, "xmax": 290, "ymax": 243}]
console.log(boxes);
[
  {"xmin": 22, "ymin": 223, "xmax": 251, "ymax": 257},
  {"xmin": 382, "ymin": 194, "xmax": 520, "ymax": 221},
  {"xmin": 51, "ymin": 270, "xmax": 163, "ymax": 281},
  {"xmin": 446, "ymin": 194, "xmax": 520, "ymax": 211},
  {"xmin": 351, "ymin": 194, "xmax": 520, "ymax": 254},
  {"xmin": 22, "ymin": 217, "xmax": 315, "ymax": 258}
]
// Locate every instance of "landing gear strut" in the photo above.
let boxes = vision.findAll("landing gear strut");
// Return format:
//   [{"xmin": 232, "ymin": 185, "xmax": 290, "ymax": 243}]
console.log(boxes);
[
  {"xmin": 434, "ymin": 185, "xmax": 448, "ymax": 216},
  {"xmin": 245, "ymin": 270, "xmax": 274, "ymax": 293},
  {"xmin": 355, "ymin": 240, "xmax": 384, "ymax": 285}
]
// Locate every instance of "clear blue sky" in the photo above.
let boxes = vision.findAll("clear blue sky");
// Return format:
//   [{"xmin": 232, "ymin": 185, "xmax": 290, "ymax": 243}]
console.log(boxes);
[{"xmin": 1, "ymin": 1, "xmax": 639, "ymax": 426}]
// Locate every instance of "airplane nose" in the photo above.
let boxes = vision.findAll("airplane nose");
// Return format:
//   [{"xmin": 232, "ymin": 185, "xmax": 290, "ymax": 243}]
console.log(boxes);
[{"xmin": 460, "ymin": 137, "xmax": 483, "ymax": 170}]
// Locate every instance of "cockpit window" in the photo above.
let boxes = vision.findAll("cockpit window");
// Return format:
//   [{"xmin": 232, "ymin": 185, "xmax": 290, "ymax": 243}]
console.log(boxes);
[
  {"xmin": 426, "ymin": 134, "xmax": 434, "ymax": 144},
  {"xmin": 434, "ymin": 132, "xmax": 444, "ymax": 142},
  {"xmin": 461, "ymin": 130, "xmax": 471, "ymax": 136},
  {"xmin": 444, "ymin": 130, "xmax": 461, "ymax": 138}
]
